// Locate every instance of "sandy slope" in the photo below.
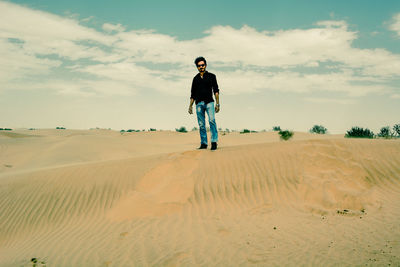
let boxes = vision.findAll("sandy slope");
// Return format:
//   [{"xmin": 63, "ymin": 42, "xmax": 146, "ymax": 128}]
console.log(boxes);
[{"xmin": 0, "ymin": 130, "xmax": 399, "ymax": 266}]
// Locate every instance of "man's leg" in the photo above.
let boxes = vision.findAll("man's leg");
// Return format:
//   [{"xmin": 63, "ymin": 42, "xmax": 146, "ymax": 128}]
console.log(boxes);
[
  {"xmin": 196, "ymin": 101, "xmax": 208, "ymax": 146},
  {"xmin": 206, "ymin": 102, "xmax": 218, "ymax": 144}
]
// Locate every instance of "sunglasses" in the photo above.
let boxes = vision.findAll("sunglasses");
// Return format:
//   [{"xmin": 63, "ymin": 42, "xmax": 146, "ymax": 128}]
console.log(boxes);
[{"xmin": 197, "ymin": 64, "xmax": 205, "ymax": 68}]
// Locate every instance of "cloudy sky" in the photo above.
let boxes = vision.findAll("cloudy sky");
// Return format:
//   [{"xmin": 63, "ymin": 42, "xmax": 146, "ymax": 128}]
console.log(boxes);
[{"xmin": 1, "ymin": 0, "xmax": 399, "ymax": 133}]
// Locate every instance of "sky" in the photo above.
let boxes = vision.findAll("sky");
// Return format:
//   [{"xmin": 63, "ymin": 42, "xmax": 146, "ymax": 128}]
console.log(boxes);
[{"xmin": 1, "ymin": 0, "xmax": 400, "ymax": 134}]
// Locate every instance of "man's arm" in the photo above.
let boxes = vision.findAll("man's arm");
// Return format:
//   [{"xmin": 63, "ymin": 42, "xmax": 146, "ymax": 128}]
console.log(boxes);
[
  {"xmin": 215, "ymin": 92, "xmax": 220, "ymax": 113},
  {"xmin": 213, "ymin": 75, "xmax": 220, "ymax": 113},
  {"xmin": 189, "ymin": 78, "xmax": 196, "ymax": 114},
  {"xmin": 188, "ymin": 98, "xmax": 194, "ymax": 114}
]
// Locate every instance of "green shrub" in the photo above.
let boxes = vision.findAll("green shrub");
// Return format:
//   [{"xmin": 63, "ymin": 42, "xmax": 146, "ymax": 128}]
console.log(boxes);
[
  {"xmin": 279, "ymin": 130, "xmax": 294, "ymax": 140},
  {"xmin": 149, "ymin": 128, "xmax": 156, "ymax": 131},
  {"xmin": 345, "ymin": 127, "xmax": 374, "ymax": 138},
  {"xmin": 176, "ymin": 126, "xmax": 188, "ymax": 133},
  {"xmin": 378, "ymin": 126, "xmax": 393, "ymax": 139},
  {"xmin": 56, "ymin": 127, "xmax": 66, "ymax": 130},
  {"xmin": 393, "ymin": 124, "xmax": 400, "ymax": 137},
  {"xmin": 310, "ymin": 125, "xmax": 327, "ymax": 134},
  {"xmin": 272, "ymin": 126, "xmax": 281, "ymax": 131},
  {"xmin": 240, "ymin": 129, "xmax": 250, "ymax": 134}
]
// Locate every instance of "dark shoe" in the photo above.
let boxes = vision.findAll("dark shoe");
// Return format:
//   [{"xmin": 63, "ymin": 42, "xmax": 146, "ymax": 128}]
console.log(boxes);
[
  {"xmin": 211, "ymin": 142, "xmax": 217, "ymax": 150},
  {"xmin": 198, "ymin": 144, "xmax": 207, "ymax": 149}
]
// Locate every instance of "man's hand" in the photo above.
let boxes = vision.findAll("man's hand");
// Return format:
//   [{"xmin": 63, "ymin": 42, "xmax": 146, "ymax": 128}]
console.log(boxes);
[
  {"xmin": 188, "ymin": 106, "xmax": 193, "ymax": 114},
  {"xmin": 215, "ymin": 104, "xmax": 220, "ymax": 113}
]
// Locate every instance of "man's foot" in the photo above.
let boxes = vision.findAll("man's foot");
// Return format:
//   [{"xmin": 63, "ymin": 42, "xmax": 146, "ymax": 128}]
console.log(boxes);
[
  {"xmin": 211, "ymin": 142, "xmax": 217, "ymax": 150},
  {"xmin": 198, "ymin": 144, "xmax": 208, "ymax": 149}
]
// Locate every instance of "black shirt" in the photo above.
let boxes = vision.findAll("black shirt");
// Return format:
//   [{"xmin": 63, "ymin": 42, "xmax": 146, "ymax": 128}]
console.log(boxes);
[{"xmin": 190, "ymin": 71, "xmax": 219, "ymax": 104}]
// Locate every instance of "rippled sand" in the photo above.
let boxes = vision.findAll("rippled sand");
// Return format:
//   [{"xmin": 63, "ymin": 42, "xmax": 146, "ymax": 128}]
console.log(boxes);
[{"xmin": 1, "ymin": 129, "xmax": 399, "ymax": 266}]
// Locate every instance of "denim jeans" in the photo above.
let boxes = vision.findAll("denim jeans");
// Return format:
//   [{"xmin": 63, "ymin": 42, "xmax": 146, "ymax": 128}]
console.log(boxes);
[{"xmin": 196, "ymin": 101, "xmax": 218, "ymax": 145}]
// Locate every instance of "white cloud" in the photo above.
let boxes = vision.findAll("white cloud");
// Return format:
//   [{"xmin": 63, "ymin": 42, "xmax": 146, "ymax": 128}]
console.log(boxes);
[
  {"xmin": 304, "ymin": 97, "xmax": 356, "ymax": 105},
  {"xmin": 389, "ymin": 13, "xmax": 400, "ymax": 37},
  {"xmin": 391, "ymin": 94, "xmax": 400, "ymax": 99},
  {"xmin": 0, "ymin": 1, "xmax": 400, "ymax": 100},
  {"xmin": 102, "ymin": 23, "xmax": 126, "ymax": 33}
]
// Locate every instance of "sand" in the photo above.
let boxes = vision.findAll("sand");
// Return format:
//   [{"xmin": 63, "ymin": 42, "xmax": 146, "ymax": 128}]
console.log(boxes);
[{"xmin": 0, "ymin": 129, "xmax": 399, "ymax": 266}]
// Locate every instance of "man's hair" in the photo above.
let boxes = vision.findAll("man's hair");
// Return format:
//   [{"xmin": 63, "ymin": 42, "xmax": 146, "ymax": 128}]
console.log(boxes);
[{"xmin": 194, "ymin": 56, "xmax": 207, "ymax": 66}]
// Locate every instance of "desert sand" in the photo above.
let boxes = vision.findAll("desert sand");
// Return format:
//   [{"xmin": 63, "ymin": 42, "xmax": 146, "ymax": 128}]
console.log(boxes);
[{"xmin": 0, "ymin": 129, "xmax": 399, "ymax": 266}]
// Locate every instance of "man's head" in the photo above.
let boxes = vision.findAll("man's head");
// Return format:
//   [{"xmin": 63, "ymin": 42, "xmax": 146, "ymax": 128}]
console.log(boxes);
[{"xmin": 194, "ymin": 56, "xmax": 207, "ymax": 73}]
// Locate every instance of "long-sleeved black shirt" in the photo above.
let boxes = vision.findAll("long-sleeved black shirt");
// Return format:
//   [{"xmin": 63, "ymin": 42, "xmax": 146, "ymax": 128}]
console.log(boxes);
[{"xmin": 190, "ymin": 71, "xmax": 219, "ymax": 104}]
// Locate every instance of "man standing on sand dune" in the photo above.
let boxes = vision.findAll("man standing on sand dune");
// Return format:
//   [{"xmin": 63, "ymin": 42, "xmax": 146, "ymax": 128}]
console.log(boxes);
[{"xmin": 188, "ymin": 56, "xmax": 220, "ymax": 150}]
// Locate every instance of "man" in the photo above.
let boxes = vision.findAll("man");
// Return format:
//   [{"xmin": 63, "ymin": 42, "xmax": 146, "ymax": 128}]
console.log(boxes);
[{"xmin": 188, "ymin": 56, "xmax": 220, "ymax": 150}]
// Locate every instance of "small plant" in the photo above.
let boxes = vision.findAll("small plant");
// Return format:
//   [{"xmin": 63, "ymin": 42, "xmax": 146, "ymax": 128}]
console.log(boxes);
[
  {"xmin": 56, "ymin": 127, "xmax": 66, "ymax": 130},
  {"xmin": 175, "ymin": 126, "xmax": 188, "ymax": 133},
  {"xmin": 345, "ymin": 127, "xmax": 374, "ymax": 138},
  {"xmin": 278, "ymin": 130, "xmax": 294, "ymax": 140},
  {"xmin": 31, "ymin": 257, "xmax": 46, "ymax": 267},
  {"xmin": 149, "ymin": 128, "xmax": 156, "ymax": 131},
  {"xmin": 310, "ymin": 125, "xmax": 327, "ymax": 134},
  {"xmin": 378, "ymin": 126, "xmax": 393, "ymax": 139},
  {"xmin": 272, "ymin": 126, "xmax": 281, "ymax": 131},
  {"xmin": 240, "ymin": 129, "xmax": 250, "ymax": 134},
  {"xmin": 393, "ymin": 124, "xmax": 400, "ymax": 137},
  {"xmin": 225, "ymin": 128, "xmax": 230, "ymax": 133}
]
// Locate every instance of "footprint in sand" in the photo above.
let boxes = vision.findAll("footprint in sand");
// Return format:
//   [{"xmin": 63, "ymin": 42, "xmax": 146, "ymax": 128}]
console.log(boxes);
[
  {"xmin": 119, "ymin": 232, "xmax": 128, "ymax": 238},
  {"xmin": 108, "ymin": 151, "xmax": 202, "ymax": 221}
]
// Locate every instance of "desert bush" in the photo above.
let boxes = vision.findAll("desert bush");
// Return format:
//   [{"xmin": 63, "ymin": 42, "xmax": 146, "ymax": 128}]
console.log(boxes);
[
  {"xmin": 378, "ymin": 126, "xmax": 393, "ymax": 138},
  {"xmin": 176, "ymin": 126, "xmax": 188, "ymax": 133},
  {"xmin": 225, "ymin": 128, "xmax": 230, "ymax": 133},
  {"xmin": 393, "ymin": 124, "xmax": 400, "ymax": 137},
  {"xmin": 278, "ymin": 130, "xmax": 294, "ymax": 140},
  {"xmin": 240, "ymin": 129, "xmax": 250, "ymax": 134},
  {"xmin": 310, "ymin": 125, "xmax": 327, "ymax": 134},
  {"xmin": 345, "ymin": 127, "xmax": 374, "ymax": 138},
  {"xmin": 56, "ymin": 127, "xmax": 66, "ymax": 130},
  {"xmin": 30, "ymin": 257, "xmax": 46, "ymax": 267},
  {"xmin": 149, "ymin": 128, "xmax": 156, "ymax": 131},
  {"xmin": 272, "ymin": 126, "xmax": 281, "ymax": 131}
]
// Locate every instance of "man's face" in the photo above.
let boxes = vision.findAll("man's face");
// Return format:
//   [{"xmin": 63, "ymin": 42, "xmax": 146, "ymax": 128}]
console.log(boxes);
[{"xmin": 197, "ymin": 61, "xmax": 206, "ymax": 73}]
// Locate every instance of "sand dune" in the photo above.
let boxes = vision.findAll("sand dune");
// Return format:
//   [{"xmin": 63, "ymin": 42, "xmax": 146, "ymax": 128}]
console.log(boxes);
[{"xmin": 1, "ymin": 130, "xmax": 399, "ymax": 266}]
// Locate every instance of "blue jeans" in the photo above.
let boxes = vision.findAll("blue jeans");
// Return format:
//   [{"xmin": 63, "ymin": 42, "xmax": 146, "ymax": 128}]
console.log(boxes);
[{"xmin": 196, "ymin": 101, "xmax": 218, "ymax": 145}]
